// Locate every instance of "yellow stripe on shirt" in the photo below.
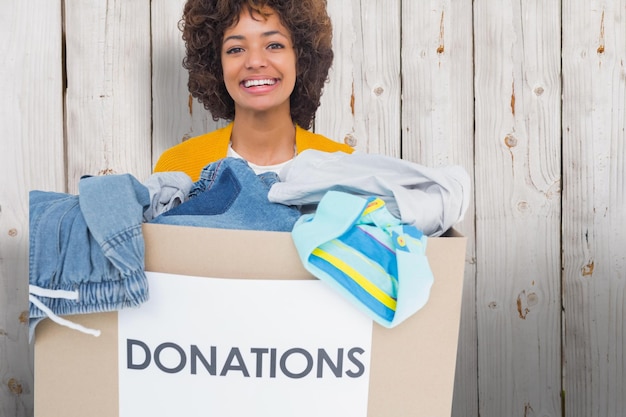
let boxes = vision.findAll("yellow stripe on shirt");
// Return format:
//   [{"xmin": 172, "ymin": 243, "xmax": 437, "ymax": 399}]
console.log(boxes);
[{"xmin": 311, "ymin": 247, "xmax": 397, "ymax": 311}]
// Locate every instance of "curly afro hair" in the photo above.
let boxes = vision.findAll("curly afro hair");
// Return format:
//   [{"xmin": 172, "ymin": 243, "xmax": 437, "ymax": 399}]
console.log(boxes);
[{"xmin": 180, "ymin": 0, "xmax": 334, "ymax": 130}]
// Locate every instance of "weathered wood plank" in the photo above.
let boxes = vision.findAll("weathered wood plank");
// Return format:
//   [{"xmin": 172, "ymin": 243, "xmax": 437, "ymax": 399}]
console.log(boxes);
[
  {"xmin": 151, "ymin": 0, "xmax": 224, "ymax": 167},
  {"xmin": 562, "ymin": 1, "xmax": 626, "ymax": 416},
  {"xmin": 400, "ymin": 1, "xmax": 478, "ymax": 416},
  {"xmin": 317, "ymin": 0, "xmax": 401, "ymax": 155},
  {"xmin": 473, "ymin": 0, "xmax": 562, "ymax": 416},
  {"xmin": 0, "ymin": 2, "xmax": 64, "ymax": 417},
  {"xmin": 64, "ymin": 0, "xmax": 152, "ymax": 192}
]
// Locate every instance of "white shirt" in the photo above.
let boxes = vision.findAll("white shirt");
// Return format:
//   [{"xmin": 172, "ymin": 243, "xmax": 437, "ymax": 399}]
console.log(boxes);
[
  {"xmin": 227, "ymin": 143, "xmax": 293, "ymax": 175},
  {"xmin": 268, "ymin": 149, "xmax": 471, "ymax": 237}
]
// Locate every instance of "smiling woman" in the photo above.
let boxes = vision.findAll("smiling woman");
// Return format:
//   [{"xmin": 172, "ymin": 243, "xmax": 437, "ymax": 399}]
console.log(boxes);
[
  {"xmin": 220, "ymin": 7, "xmax": 297, "ymax": 156},
  {"xmin": 153, "ymin": 0, "xmax": 353, "ymax": 181}
]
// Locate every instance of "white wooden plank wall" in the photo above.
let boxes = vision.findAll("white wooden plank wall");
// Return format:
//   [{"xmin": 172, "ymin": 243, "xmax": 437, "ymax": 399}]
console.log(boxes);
[
  {"xmin": 151, "ymin": 0, "xmax": 225, "ymax": 168},
  {"xmin": 473, "ymin": 1, "xmax": 562, "ymax": 417},
  {"xmin": 317, "ymin": 0, "xmax": 402, "ymax": 157},
  {"xmin": 0, "ymin": 1, "xmax": 64, "ymax": 416},
  {"xmin": 399, "ymin": 2, "xmax": 477, "ymax": 416},
  {"xmin": 1, "ymin": 1, "xmax": 625, "ymax": 416},
  {"xmin": 64, "ymin": 0, "xmax": 153, "ymax": 192},
  {"xmin": 562, "ymin": 1, "xmax": 626, "ymax": 416}
]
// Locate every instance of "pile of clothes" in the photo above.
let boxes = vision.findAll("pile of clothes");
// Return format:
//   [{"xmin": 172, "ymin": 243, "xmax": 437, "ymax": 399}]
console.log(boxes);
[{"xmin": 29, "ymin": 150, "xmax": 470, "ymax": 339}]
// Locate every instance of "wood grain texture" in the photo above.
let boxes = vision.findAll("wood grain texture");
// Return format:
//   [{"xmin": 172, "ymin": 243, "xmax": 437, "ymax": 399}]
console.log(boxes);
[
  {"xmin": 64, "ymin": 0, "xmax": 152, "ymax": 192},
  {"xmin": 151, "ymin": 0, "xmax": 225, "ymax": 168},
  {"xmin": 316, "ymin": 0, "xmax": 401, "ymax": 155},
  {"xmin": 0, "ymin": 2, "xmax": 64, "ymax": 417},
  {"xmin": 400, "ymin": 3, "xmax": 478, "ymax": 417},
  {"xmin": 473, "ymin": 0, "xmax": 562, "ymax": 416},
  {"xmin": 562, "ymin": 1, "xmax": 626, "ymax": 416}
]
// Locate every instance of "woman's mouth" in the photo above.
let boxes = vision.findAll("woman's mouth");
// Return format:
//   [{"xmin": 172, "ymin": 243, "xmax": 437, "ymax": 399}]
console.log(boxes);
[{"xmin": 243, "ymin": 78, "xmax": 277, "ymax": 88}]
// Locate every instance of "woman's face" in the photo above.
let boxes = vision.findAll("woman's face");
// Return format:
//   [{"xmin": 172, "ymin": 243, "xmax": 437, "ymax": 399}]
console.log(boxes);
[{"xmin": 221, "ymin": 7, "xmax": 297, "ymax": 117}]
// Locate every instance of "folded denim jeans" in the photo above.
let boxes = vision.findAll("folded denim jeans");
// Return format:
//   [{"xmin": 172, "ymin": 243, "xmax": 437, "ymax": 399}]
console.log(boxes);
[
  {"xmin": 151, "ymin": 157, "xmax": 301, "ymax": 232},
  {"xmin": 29, "ymin": 174, "xmax": 150, "ymax": 340}
]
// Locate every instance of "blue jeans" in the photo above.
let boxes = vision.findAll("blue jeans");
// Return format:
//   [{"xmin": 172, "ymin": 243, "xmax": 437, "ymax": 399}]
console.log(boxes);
[
  {"xmin": 151, "ymin": 158, "xmax": 301, "ymax": 232},
  {"xmin": 29, "ymin": 174, "xmax": 150, "ymax": 339}
]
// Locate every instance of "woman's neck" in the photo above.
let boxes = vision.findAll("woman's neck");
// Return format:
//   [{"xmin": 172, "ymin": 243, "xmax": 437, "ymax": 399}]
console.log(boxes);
[{"xmin": 230, "ymin": 112, "xmax": 296, "ymax": 166}]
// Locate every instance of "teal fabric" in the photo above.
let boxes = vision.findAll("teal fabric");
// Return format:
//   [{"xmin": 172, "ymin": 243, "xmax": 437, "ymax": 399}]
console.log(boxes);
[{"xmin": 291, "ymin": 190, "xmax": 434, "ymax": 328}]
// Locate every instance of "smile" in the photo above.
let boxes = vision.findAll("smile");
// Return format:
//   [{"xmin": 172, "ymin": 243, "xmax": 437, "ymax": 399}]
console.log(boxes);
[{"xmin": 243, "ymin": 79, "xmax": 277, "ymax": 88}]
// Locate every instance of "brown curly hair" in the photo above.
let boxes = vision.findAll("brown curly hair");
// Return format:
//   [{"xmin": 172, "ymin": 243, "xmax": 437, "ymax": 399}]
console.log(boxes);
[{"xmin": 180, "ymin": 0, "xmax": 333, "ymax": 130}]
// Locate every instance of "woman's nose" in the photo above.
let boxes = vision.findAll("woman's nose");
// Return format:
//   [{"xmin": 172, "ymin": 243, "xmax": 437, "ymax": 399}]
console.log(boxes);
[{"xmin": 245, "ymin": 48, "xmax": 268, "ymax": 69}]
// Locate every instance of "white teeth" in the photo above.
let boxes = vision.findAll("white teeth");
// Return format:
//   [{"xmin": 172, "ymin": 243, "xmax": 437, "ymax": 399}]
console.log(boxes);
[{"xmin": 243, "ymin": 79, "xmax": 276, "ymax": 88}]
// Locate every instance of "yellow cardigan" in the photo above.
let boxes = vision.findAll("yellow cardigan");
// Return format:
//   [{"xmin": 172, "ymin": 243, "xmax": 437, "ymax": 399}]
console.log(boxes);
[{"xmin": 154, "ymin": 122, "xmax": 354, "ymax": 181}]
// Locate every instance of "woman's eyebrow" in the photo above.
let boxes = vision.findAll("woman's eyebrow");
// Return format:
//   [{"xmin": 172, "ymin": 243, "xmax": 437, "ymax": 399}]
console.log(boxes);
[{"xmin": 223, "ymin": 30, "xmax": 288, "ymax": 44}]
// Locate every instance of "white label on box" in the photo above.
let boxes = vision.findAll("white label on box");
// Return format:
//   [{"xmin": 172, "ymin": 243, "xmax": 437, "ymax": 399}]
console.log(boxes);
[{"xmin": 118, "ymin": 272, "xmax": 373, "ymax": 417}]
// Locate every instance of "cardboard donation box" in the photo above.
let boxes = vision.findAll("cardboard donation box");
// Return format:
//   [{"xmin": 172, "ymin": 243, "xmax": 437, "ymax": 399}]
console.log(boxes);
[{"xmin": 34, "ymin": 223, "xmax": 467, "ymax": 417}]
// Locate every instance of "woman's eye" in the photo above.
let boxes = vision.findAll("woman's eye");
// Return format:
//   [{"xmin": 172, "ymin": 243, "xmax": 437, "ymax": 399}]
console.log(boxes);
[
  {"xmin": 225, "ymin": 47, "xmax": 244, "ymax": 55},
  {"xmin": 267, "ymin": 43, "xmax": 284, "ymax": 50}
]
